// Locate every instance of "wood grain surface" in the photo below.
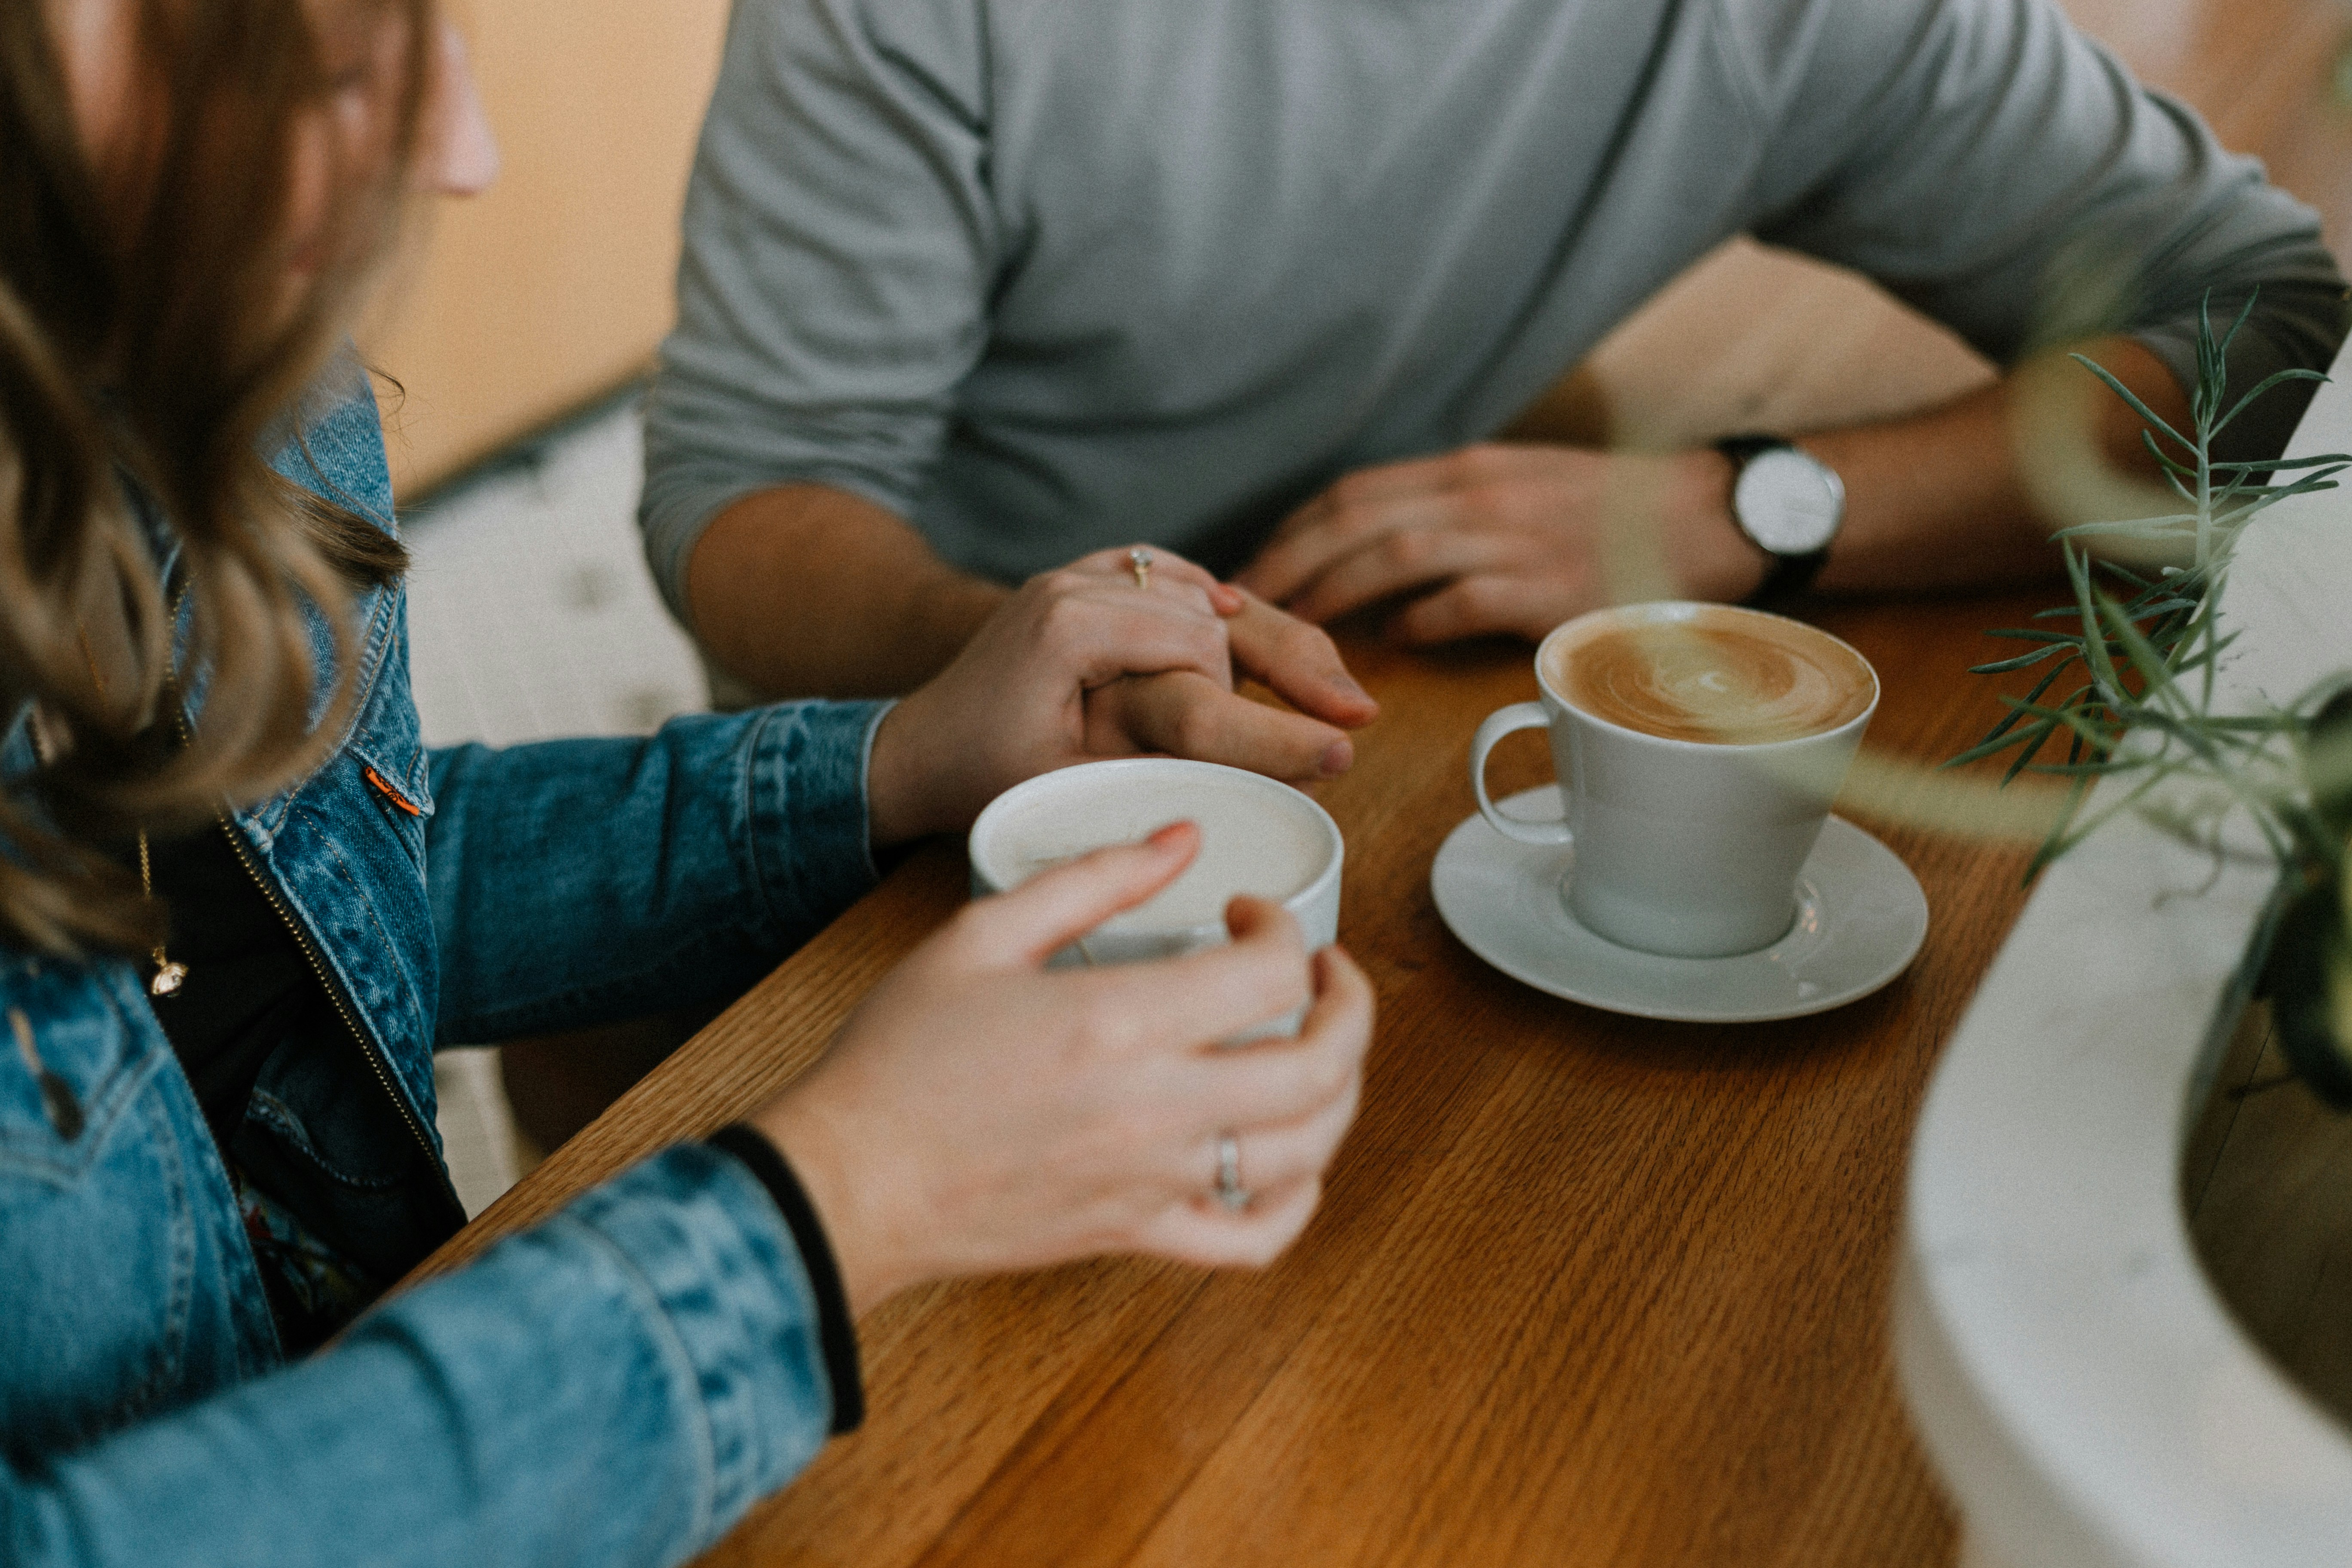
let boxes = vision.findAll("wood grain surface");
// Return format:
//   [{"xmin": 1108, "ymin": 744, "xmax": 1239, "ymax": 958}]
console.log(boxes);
[{"xmin": 415, "ymin": 595, "xmax": 2072, "ymax": 1567}]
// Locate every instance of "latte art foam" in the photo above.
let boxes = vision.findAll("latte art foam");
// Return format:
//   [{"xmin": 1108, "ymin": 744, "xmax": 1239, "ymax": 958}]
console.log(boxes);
[{"xmin": 1547, "ymin": 607, "xmax": 1874, "ymax": 745}]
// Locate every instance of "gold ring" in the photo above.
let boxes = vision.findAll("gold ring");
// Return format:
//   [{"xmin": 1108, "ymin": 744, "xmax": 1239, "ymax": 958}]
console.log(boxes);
[{"xmin": 1130, "ymin": 547, "xmax": 1153, "ymax": 590}]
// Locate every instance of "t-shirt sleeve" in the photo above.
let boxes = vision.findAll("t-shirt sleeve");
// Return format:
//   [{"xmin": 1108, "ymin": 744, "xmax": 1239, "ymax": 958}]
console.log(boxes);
[
  {"xmin": 638, "ymin": 0, "xmax": 999, "ymax": 620},
  {"xmin": 1733, "ymin": 0, "xmax": 2346, "ymax": 459}
]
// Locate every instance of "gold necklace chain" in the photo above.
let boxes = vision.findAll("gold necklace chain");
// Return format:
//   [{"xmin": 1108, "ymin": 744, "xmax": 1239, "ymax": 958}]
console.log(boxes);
[
  {"xmin": 77, "ymin": 625, "xmax": 186, "ymax": 998},
  {"xmin": 134, "ymin": 825, "xmax": 187, "ymax": 997}
]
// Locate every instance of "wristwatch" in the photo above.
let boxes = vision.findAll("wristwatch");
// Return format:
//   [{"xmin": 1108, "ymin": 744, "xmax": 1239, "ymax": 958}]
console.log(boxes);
[{"xmin": 1715, "ymin": 435, "xmax": 1845, "ymax": 609}]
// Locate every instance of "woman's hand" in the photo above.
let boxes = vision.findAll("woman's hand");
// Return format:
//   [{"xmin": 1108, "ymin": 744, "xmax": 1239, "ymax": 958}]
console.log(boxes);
[
  {"xmin": 749, "ymin": 824, "xmax": 1374, "ymax": 1316},
  {"xmin": 865, "ymin": 546, "xmax": 1375, "ymax": 845}
]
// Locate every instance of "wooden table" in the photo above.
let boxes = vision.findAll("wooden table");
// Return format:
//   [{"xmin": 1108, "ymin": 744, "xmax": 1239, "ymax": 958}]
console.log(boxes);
[{"xmin": 419, "ymin": 594, "xmax": 2061, "ymax": 1566}]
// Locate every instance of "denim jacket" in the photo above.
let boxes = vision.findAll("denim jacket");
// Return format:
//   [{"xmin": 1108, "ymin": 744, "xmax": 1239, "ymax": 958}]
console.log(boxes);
[{"xmin": 0, "ymin": 377, "xmax": 888, "ymax": 1566}]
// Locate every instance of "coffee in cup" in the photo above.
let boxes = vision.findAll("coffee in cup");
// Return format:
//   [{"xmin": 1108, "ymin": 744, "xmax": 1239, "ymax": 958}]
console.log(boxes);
[
  {"xmin": 969, "ymin": 760, "xmax": 1344, "ymax": 1031},
  {"xmin": 1470, "ymin": 602, "xmax": 1878, "ymax": 958},
  {"xmin": 1547, "ymin": 607, "xmax": 1874, "ymax": 746}
]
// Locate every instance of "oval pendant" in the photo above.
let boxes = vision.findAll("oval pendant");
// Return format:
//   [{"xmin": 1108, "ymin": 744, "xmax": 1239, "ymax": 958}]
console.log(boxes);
[
  {"xmin": 38, "ymin": 1070, "xmax": 84, "ymax": 1140},
  {"xmin": 150, "ymin": 961, "xmax": 188, "ymax": 998}
]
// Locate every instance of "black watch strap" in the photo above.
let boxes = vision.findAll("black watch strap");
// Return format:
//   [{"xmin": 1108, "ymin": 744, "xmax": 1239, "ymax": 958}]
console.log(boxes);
[
  {"xmin": 1716, "ymin": 435, "xmax": 1833, "ymax": 610},
  {"xmin": 1746, "ymin": 545, "xmax": 1831, "ymax": 612},
  {"xmin": 1715, "ymin": 434, "xmax": 1782, "ymax": 467}
]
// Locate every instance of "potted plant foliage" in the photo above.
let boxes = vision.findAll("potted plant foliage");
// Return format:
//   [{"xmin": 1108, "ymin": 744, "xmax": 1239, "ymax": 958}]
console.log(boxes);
[{"xmin": 1955, "ymin": 294, "xmax": 2352, "ymax": 1098}]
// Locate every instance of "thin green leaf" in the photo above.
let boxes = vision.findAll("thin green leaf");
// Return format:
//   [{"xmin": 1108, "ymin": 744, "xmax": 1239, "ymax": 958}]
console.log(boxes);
[
  {"xmin": 1981, "ymin": 627, "xmax": 2088, "ymax": 646},
  {"xmin": 2002, "ymin": 723, "xmax": 2067, "ymax": 783},
  {"xmin": 2021, "ymin": 759, "xmax": 2153, "ymax": 778},
  {"xmin": 1947, "ymin": 725, "xmax": 2049, "ymax": 769},
  {"xmin": 2024, "ymin": 778, "xmax": 2097, "ymax": 881},
  {"xmin": 2213, "ymin": 367, "xmax": 2330, "ymax": 435},
  {"xmin": 1973, "ymin": 661, "xmax": 2084, "ymax": 753},
  {"xmin": 2205, "ymin": 453, "xmax": 2352, "ymax": 473},
  {"xmin": 2036, "ymin": 758, "xmax": 2194, "ymax": 870},
  {"xmin": 1970, "ymin": 646, "xmax": 2079, "ymax": 674},
  {"xmin": 2071, "ymin": 353, "xmax": 2193, "ymax": 452},
  {"xmin": 2070, "ymin": 553, "xmax": 2131, "ymax": 709},
  {"xmin": 2142, "ymin": 430, "xmax": 2198, "ymax": 477}
]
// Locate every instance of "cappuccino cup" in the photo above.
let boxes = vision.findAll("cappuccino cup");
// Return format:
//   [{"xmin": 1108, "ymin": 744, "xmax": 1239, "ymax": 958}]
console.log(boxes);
[
  {"xmin": 969, "ymin": 759, "xmax": 1344, "ymax": 1032},
  {"xmin": 1469, "ymin": 602, "xmax": 1877, "ymax": 959}
]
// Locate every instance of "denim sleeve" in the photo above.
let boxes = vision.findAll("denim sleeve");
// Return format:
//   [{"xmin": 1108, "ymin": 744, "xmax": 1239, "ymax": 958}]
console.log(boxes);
[
  {"xmin": 424, "ymin": 699, "xmax": 891, "ymax": 1044},
  {"xmin": 1, "ymin": 1146, "xmax": 835, "ymax": 1568}
]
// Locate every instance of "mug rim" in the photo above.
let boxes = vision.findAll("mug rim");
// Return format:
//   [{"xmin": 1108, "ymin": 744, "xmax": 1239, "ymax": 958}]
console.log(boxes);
[
  {"xmin": 1532, "ymin": 600, "xmax": 1880, "ymax": 752},
  {"xmin": 968, "ymin": 756, "xmax": 1345, "ymax": 933}
]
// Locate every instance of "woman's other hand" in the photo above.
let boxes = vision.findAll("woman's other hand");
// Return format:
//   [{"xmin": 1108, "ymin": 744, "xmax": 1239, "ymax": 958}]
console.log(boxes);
[
  {"xmin": 748, "ymin": 824, "xmax": 1374, "ymax": 1315},
  {"xmin": 864, "ymin": 545, "xmax": 1374, "ymax": 844}
]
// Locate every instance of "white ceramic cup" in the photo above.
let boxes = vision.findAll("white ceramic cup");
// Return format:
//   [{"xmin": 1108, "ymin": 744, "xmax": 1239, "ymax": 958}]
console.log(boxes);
[
  {"xmin": 968, "ymin": 758, "xmax": 1344, "ymax": 1034},
  {"xmin": 1468, "ymin": 602, "xmax": 1878, "ymax": 959}
]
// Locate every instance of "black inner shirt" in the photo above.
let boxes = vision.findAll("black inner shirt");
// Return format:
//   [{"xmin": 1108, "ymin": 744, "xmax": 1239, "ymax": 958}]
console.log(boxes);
[
  {"xmin": 127, "ymin": 818, "xmax": 410, "ymax": 1350},
  {"xmin": 136, "ymin": 822, "xmax": 331, "ymax": 1154}
]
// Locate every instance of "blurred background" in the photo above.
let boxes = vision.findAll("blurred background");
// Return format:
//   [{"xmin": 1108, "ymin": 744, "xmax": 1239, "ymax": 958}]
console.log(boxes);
[{"xmin": 382, "ymin": 0, "xmax": 2352, "ymax": 1217}]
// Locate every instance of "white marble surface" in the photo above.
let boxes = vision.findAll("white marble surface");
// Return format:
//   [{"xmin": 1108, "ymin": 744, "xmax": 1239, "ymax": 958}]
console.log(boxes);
[{"xmin": 1895, "ymin": 351, "xmax": 2352, "ymax": 1562}]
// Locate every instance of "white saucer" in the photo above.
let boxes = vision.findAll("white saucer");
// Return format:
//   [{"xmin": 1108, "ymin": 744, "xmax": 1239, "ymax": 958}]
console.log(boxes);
[{"xmin": 1431, "ymin": 787, "xmax": 1928, "ymax": 1023}]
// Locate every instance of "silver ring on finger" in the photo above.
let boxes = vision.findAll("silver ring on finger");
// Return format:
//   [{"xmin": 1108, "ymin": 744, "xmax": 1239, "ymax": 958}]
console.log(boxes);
[
  {"xmin": 1130, "ymin": 546, "xmax": 1153, "ymax": 591},
  {"xmin": 1214, "ymin": 1129, "xmax": 1250, "ymax": 1212}
]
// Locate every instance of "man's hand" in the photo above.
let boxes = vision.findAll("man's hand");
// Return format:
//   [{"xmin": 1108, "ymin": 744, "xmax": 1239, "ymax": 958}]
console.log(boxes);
[
  {"xmin": 1237, "ymin": 443, "xmax": 1764, "ymax": 644},
  {"xmin": 1237, "ymin": 339, "xmax": 2205, "ymax": 646},
  {"xmin": 867, "ymin": 547, "xmax": 1378, "ymax": 844}
]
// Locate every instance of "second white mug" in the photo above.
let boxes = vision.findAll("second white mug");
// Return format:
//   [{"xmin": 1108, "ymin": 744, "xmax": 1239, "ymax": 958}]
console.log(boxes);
[{"xmin": 969, "ymin": 757, "xmax": 1344, "ymax": 1035}]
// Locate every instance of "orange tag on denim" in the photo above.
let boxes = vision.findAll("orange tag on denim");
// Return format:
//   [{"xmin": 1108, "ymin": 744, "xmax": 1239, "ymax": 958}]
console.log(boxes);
[{"xmin": 364, "ymin": 766, "xmax": 423, "ymax": 816}]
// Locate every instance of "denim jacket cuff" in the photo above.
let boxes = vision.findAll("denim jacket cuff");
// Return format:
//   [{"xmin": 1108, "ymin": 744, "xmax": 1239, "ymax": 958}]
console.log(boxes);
[
  {"xmin": 565, "ymin": 1144, "xmax": 839, "ymax": 1542},
  {"xmin": 744, "ymin": 698, "xmax": 892, "ymax": 936}
]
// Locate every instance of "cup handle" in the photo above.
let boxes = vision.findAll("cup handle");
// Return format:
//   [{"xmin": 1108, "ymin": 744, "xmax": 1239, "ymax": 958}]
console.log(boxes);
[{"xmin": 1470, "ymin": 702, "xmax": 1573, "ymax": 845}]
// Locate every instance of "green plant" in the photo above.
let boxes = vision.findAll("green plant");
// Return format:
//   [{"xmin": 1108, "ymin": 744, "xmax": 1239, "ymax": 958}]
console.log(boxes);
[{"xmin": 1954, "ymin": 294, "xmax": 2352, "ymax": 1099}]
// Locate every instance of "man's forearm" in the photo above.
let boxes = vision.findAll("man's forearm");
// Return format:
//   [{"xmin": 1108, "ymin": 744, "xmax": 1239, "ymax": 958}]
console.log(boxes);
[
  {"xmin": 1799, "ymin": 337, "xmax": 2195, "ymax": 595},
  {"xmin": 685, "ymin": 484, "xmax": 1008, "ymax": 699}
]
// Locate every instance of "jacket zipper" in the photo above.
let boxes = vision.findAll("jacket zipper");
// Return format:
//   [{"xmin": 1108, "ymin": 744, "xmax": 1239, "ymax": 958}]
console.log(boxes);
[
  {"xmin": 210, "ymin": 810, "xmax": 453, "ymax": 1199},
  {"xmin": 163, "ymin": 606, "xmax": 456, "ymax": 1208}
]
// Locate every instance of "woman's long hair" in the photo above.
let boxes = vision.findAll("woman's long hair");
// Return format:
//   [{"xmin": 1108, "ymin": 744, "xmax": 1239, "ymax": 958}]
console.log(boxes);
[{"xmin": 0, "ymin": 0, "xmax": 424, "ymax": 955}]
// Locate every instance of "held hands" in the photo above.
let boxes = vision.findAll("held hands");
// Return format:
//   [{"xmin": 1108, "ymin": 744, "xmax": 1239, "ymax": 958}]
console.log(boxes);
[
  {"xmin": 1237, "ymin": 443, "xmax": 1766, "ymax": 644},
  {"xmin": 1081, "ymin": 587, "xmax": 1378, "ymax": 780},
  {"xmin": 867, "ymin": 545, "xmax": 1378, "ymax": 844},
  {"xmin": 750, "ymin": 824, "xmax": 1375, "ymax": 1316}
]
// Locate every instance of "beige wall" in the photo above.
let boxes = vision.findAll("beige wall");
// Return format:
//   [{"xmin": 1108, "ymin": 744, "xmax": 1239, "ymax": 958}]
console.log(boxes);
[{"xmin": 360, "ymin": 0, "xmax": 732, "ymax": 500}]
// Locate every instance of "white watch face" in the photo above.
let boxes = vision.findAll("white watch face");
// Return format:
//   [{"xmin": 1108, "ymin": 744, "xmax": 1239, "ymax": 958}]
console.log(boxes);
[{"xmin": 1733, "ymin": 447, "xmax": 1845, "ymax": 555}]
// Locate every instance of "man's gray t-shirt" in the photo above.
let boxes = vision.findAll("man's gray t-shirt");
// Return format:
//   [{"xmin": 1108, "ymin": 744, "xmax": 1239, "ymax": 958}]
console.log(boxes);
[{"xmin": 640, "ymin": 0, "xmax": 2344, "ymax": 614}]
